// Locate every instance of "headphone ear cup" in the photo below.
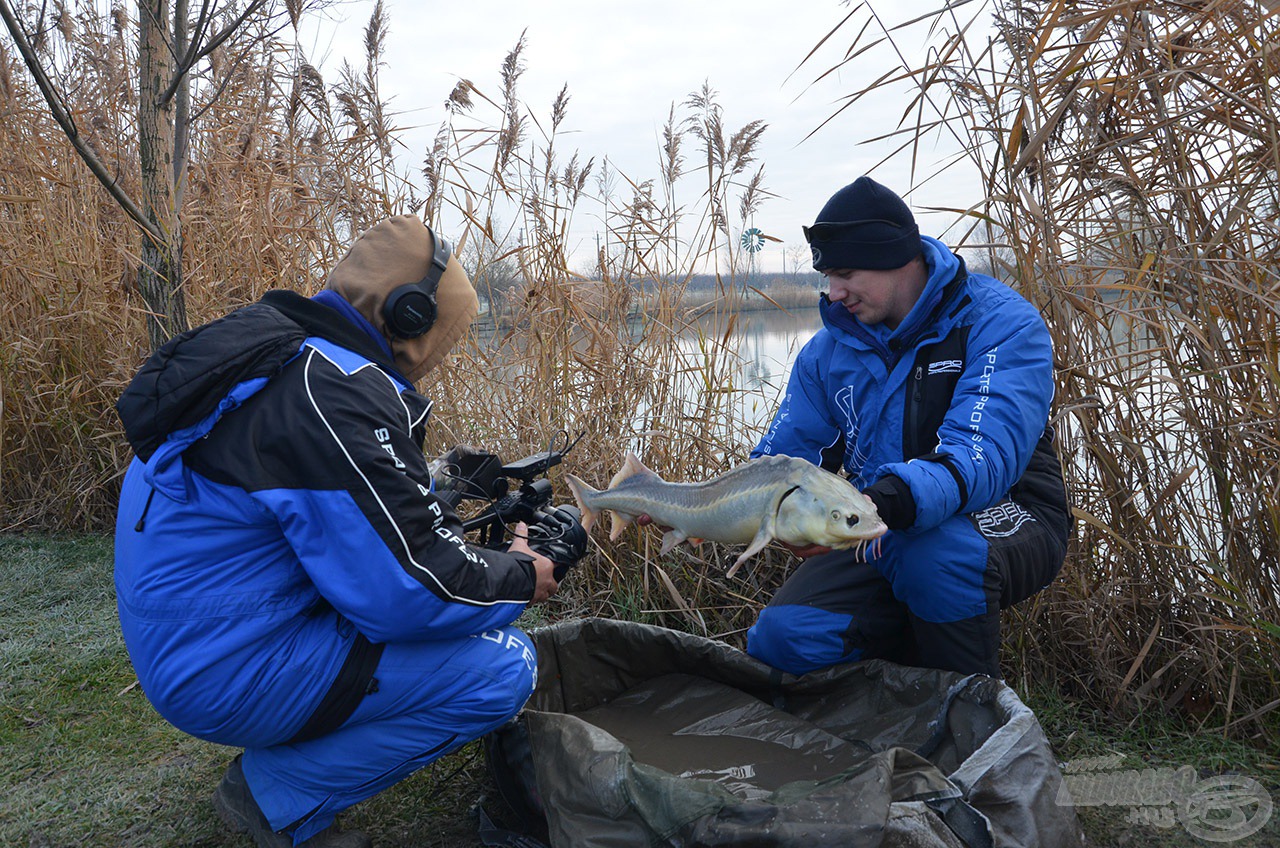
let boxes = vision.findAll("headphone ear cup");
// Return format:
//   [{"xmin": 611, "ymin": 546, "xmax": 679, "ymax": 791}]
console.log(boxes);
[{"xmin": 384, "ymin": 285, "xmax": 438, "ymax": 339}]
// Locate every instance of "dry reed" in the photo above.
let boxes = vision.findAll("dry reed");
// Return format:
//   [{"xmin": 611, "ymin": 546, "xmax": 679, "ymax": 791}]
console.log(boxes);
[
  {"xmin": 0, "ymin": 6, "xmax": 785, "ymax": 642},
  {"xmin": 5, "ymin": 0, "xmax": 1276, "ymax": 740},
  {"xmin": 816, "ymin": 0, "xmax": 1280, "ymax": 737}
]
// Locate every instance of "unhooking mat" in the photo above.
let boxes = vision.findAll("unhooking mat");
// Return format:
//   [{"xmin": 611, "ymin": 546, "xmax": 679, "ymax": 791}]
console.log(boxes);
[{"xmin": 484, "ymin": 618, "xmax": 1085, "ymax": 848}]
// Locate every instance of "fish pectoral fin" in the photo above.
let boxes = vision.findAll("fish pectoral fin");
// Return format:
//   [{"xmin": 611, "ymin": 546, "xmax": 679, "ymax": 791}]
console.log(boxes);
[
  {"xmin": 608, "ymin": 511, "xmax": 635, "ymax": 541},
  {"xmin": 725, "ymin": 526, "xmax": 775, "ymax": 578}
]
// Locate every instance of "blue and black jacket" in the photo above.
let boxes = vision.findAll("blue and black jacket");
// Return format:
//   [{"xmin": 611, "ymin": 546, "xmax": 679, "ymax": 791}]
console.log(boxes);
[
  {"xmin": 752, "ymin": 236, "xmax": 1066, "ymax": 534},
  {"xmin": 114, "ymin": 291, "xmax": 535, "ymax": 747}
]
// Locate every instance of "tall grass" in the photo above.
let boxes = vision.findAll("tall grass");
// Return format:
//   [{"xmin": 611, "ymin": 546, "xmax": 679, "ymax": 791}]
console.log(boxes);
[
  {"xmin": 816, "ymin": 0, "xmax": 1280, "ymax": 736},
  {"xmin": 0, "ymin": 4, "xmax": 786, "ymax": 636},
  {"xmin": 4, "ymin": 1, "xmax": 1278, "ymax": 741},
  {"xmin": 418, "ymin": 32, "xmax": 789, "ymax": 642}
]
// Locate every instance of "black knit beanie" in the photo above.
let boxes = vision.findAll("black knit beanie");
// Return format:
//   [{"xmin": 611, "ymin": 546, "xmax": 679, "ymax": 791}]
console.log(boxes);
[{"xmin": 805, "ymin": 177, "xmax": 921, "ymax": 271}]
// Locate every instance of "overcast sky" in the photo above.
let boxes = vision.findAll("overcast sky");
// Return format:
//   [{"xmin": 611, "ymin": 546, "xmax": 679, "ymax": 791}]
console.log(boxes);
[{"xmin": 300, "ymin": 1, "xmax": 992, "ymax": 273}]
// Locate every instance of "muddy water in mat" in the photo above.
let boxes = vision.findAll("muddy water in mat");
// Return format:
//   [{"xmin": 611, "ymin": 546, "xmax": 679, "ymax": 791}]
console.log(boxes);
[{"xmin": 573, "ymin": 673, "xmax": 869, "ymax": 800}]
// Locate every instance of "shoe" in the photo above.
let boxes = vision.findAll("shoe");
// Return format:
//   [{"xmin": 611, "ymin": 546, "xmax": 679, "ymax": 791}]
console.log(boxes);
[{"xmin": 213, "ymin": 755, "xmax": 372, "ymax": 848}]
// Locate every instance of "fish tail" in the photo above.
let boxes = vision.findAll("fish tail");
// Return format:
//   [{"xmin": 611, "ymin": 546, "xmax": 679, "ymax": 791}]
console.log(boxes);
[{"xmin": 564, "ymin": 474, "xmax": 599, "ymax": 535}]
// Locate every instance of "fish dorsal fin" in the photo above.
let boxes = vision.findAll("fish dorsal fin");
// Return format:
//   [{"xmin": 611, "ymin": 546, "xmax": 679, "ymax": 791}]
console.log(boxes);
[{"xmin": 608, "ymin": 451, "xmax": 657, "ymax": 489}]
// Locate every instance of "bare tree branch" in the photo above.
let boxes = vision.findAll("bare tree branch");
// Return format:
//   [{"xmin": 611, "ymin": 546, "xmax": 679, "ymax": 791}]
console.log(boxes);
[
  {"xmin": 187, "ymin": 35, "xmax": 258, "ymax": 122},
  {"xmin": 165, "ymin": 0, "xmax": 214, "ymax": 108},
  {"xmin": 186, "ymin": 13, "xmax": 298, "ymax": 123},
  {"xmin": 159, "ymin": 0, "xmax": 269, "ymax": 108},
  {"xmin": 0, "ymin": 0, "xmax": 163, "ymax": 243}
]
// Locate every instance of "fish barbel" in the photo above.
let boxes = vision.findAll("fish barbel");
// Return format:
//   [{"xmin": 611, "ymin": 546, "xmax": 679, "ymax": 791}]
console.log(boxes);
[{"xmin": 565, "ymin": 452, "xmax": 887, "ymax": 575}]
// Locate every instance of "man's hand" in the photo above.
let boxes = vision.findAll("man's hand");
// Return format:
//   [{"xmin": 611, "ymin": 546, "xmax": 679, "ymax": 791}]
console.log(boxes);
[
  {"xmin": 509, "ymin": 522, "xmax": 560, "ymax": 603},
  {"xmin": 634, "ymin": 514, "xmax": 670, "ymax": 531}
]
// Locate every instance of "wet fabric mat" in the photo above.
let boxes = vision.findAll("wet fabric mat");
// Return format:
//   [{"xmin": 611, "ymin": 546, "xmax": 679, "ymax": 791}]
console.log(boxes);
[
  {"xmin": 574, "ymin": 672, "xmax": 866, "ymax": 799},
  {"xmin": 486, "ymin": 618, "xmax": 1086, "ymax": 848}
]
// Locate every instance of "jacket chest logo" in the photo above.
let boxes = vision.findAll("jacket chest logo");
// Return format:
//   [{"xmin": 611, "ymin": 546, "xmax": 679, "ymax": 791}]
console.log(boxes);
[{"xmin": 928, "ymin": 359, "xmax": 963, "ymax": 375}]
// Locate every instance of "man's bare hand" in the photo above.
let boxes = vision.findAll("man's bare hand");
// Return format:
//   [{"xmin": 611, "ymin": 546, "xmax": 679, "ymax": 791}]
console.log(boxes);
[
  {"xmin": 509, "ymin": 522, "xmax": 560, "ymax": 603},
  {"xmin": 634, "ymin": 514, "xmax": 672, "ymax": 531}
]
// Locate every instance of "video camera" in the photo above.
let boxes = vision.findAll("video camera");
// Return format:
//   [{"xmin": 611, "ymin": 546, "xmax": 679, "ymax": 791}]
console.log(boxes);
[{"xmin": 430, "ymin": 433, "xmax": 587, "ymax": 580}]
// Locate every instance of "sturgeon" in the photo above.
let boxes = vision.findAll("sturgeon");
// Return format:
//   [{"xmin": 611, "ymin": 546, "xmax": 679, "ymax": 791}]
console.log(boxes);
[{"xmin": 565, "ymin": 452, "xmax": 887, "ymax": 575}]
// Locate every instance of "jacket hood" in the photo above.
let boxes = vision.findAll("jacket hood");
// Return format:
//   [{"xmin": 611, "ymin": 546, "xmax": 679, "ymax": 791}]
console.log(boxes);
[
  {"xmin": 116, "ymin": 302, "xmax": 307, "ymax": 464},
  {"xmin": 116, "ymin": 291, "xmax": 397, "ymax": 466},
  {"xmin": 325, "ymin": 215, "xmax": 479, "ymax": 382}
]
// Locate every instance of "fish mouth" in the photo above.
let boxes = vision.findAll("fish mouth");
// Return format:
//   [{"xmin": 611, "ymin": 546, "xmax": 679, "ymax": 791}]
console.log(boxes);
[
  {"xmin": 838, "ymin": 520, "xmax": 888, "ymax": 543},
  {"xmin": 844, "ymin": 510, "xmax": 888, "ymax": 537}
]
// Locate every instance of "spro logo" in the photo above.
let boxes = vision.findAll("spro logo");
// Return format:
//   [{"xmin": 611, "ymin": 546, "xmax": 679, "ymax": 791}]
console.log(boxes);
[
  {"xmin": 928, "ymin": 359, "xmax": 963, "ymax": 375},
  {"xmin": 975, "ymin": 501, "xmax": 1035, "ymax": 538},
  {"xmin": 373, "ymin": 427, "xmax": 406, "ymax": 468}
]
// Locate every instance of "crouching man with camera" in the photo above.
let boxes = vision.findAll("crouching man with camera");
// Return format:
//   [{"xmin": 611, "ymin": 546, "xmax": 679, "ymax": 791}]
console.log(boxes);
[{"xmin": 113, "ymin": 216, "xmax": 585, "ymax": 847}]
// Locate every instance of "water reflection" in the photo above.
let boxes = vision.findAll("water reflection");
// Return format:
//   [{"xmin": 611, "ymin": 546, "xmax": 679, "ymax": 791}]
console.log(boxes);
[
  {"xmin": 472, "ymin": 303, "xmax": 825, "ymax": 438},
  {"xmin": 678, "ymin": 306, "xmax": 824, "ymax": 433}
]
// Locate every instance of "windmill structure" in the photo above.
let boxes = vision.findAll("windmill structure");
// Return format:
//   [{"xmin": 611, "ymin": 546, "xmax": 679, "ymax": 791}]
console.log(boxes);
[{"xmin": 740, "ymin": 225, "xmax": 765, "ymax": 280}]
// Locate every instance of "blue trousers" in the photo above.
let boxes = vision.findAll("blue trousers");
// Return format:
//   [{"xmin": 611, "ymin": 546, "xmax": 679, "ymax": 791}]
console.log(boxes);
[
  {"xmin": 241, "ymin": 627, "xmax": 536, "ymax": 844},
  {"xmin": 747, "ymin": 496, "xmax": 1066, "ymax": 678}
]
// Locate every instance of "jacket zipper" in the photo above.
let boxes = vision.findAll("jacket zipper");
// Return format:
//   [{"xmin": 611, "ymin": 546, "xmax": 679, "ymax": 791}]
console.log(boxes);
[{"xmin": 907, "ymin": 365, "xmax": 924, "ymax": 457}]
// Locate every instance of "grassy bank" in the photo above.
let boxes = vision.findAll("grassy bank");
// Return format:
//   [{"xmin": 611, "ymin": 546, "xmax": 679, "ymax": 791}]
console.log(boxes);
[
  {"xmin": 3, "ymin": 534, "xmax": 1277, "ymax": 847},
  {"xmin": 0, "ymin": 534, "xmax": 505, "ymax": 847}
]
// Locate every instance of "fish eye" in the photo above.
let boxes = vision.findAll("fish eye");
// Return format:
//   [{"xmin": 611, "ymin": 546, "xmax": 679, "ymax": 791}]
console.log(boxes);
[{"xmin": 830, "ymin": 509, "xmax": 840, "ymax": 521}]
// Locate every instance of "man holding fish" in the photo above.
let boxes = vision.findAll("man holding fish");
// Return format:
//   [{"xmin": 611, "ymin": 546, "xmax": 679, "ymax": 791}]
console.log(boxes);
[
  {"xmin": 746, "ymin": 176, "xmax": 1070, "ymax": 679},
  {"xmin": 606, "ymin": 177, "xmax": 1070, "ymax": 680}
]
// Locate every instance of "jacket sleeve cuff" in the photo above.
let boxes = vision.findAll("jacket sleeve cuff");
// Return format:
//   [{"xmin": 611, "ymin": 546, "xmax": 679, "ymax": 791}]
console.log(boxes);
[
  {"xmin": 508, "ymin": 550, "xmax": 538, "ymax": 600},
  {"xmin": 865, "ymin": 474, "xmax": 916, "ymax": 531}
]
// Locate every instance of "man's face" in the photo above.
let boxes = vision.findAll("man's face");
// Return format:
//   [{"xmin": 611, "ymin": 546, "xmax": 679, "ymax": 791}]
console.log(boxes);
[{"xmin": 823, "ymin": 266, "xmax": 919, "ymax": 330}]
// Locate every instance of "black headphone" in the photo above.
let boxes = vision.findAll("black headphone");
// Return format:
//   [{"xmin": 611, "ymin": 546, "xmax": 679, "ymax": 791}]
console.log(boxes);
[{"xmin": 382, "ymin": 224, "xmax": 454, "ymax": 339}]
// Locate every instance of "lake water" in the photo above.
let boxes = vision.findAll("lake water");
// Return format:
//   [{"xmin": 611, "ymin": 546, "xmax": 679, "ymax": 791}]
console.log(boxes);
[
  {"xmin": 678, "ymin": 306, "xmax": 825, "ymax": 433},
  {"xmin": 472, "ymin": 302, "xmax": 826, "ymax": 443}
]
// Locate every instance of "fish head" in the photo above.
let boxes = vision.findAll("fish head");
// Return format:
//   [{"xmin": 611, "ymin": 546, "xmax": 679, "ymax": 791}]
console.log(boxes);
[{"xmin": 774, "ymin": 470, "xmax": 888, "ymax": 549}]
